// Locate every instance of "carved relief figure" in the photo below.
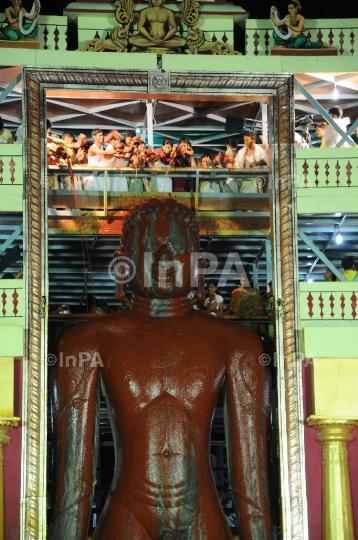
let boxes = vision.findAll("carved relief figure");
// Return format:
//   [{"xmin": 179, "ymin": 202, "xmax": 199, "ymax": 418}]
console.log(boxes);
[
  {"xmin": 270, "ymin": 0, "xmax": 330, "ymax": 49},
  {"xmin": 49, "ymin": 198, "xmax": 272, "ymax": 540},
  {"xmin": 0, "ymin": 0, "xmax": 40, "ymax": 41},
  {"xmin": 80, "ymin": 0, "xmax": 132, "ymax": 52},
  {"xmin": 80, "ymin": 0, "xmax": 241, "ymax": 55},
  {"xmin": 129, "ymin": 0, "xmax": 187, "ymax": 51},
  {"xmin": 187, "ymin": 26, "xmax": 240, "ymax": 55}
]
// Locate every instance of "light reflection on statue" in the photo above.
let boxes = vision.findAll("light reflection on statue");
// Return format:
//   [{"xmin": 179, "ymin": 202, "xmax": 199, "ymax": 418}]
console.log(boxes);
[{"xmin": 128, "ymin": 0, "xmax": 187, "ymax": 51}]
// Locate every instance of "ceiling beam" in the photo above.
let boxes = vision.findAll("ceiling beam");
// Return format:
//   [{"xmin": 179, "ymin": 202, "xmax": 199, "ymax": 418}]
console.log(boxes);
[
  {"xmin": 0, "ymin": 82, "xmax": 22, "ymax": 94},
  {"xmin": 294, "ymin": 103, "xmax": 318, "ymax": 114},
  {"xmin": 49, "ymin": 113, "xmax": 87, "ymax": 123},
  {"xmin": 0, "ymin": 113, "xmax": 21, "ymax": 124},
  {"xmin": 295, "ymin": 93, "xmax": 358, "ymax": 100},
  {"xmin": 0, "ymin": 72, "xmax": 22, "ymax": 105},
  {"xmin": 47, "ymin": 99, "xmax": 90, "ymax": 114},
  {"xmin": 194, "ymin": 132, "xmax": 241, "ymax": 144},
  {"xmin": 89, "ymin": 100, "xmax": 141, "ymax": 113},
  {"xmin": 302, "ymin": 72, "xmax": 358, "ymax": 92},
  {"xmin": 91, "ymin": 111, "xmax": 137, "ymax": 128},
  {"xmin": 155, "ymin": 113, "xmax": 196, "ymax": 127}
]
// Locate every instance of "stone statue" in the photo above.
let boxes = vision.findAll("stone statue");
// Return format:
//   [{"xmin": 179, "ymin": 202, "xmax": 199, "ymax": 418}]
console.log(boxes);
[
  {"xmin": 129, "ymin": 0, "xmax": 187, "ymax": 52},
  {"xmin": 270, "ymin": 0, "xmax": 330, "ymax": 49},
  {"xmin": 49, "ymin": 198, "xmax": 272, "ymax": 540},
  {"xmin": 0, "ymin": 0, "xmax": 40, "ymax": 41}
]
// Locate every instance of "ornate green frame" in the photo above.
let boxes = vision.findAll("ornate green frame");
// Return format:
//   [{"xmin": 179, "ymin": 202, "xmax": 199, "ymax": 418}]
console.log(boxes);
[{"xmin": 21, "ymin": 67, "xmax": 306, "ymax": 540}]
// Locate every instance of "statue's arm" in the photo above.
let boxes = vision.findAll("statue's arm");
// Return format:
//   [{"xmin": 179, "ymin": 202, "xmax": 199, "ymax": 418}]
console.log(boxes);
[
  {"xmin": 49, "ymin": 333, "xmax": 100, "ymax": 540},
  {"xmin": 5, "ymin": 7, "xmax": 18, "ymax": 24},
  {"xmin": 270, "ymin": 7, "xmax": 284, "ymax": 27},
  {"xmin": 286, "ymin": 14, "xmax": 305, "ymax": 31},
  {"xmin": 137, "ymin": 9, "xmax": 152, "ymax": 41},
  {"xmin": 164, "ymin": 10, "xmax": 179, "ymax": 41},
  {"xmin": 224, "ymin": 330, "xmax": 271, "ymax": 539},
  {"xmin": 23, "ymin": 1, "xmax": 40, "ymax": 20}
]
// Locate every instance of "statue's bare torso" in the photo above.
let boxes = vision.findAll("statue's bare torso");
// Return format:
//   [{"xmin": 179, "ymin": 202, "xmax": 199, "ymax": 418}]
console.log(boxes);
[
  {"xmin": 144, "ymin": 6, "xmax": 171, "ymax": 39},
  {"xmin": 89, "ymin": 311, "xmax": 237, "ymax": 540},
  {"xmin": 50, "ymin": 198, "xmax": 271, "ymax": 540}
]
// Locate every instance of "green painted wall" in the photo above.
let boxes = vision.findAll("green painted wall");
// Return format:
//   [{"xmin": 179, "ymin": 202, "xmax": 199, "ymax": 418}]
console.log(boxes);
[
  {"xmin": 0, "ymin": 47, "xmax": 357, "ymax": 74},
  {"xmin": 297, "ymin": 187, "xmax": 358, "ymax": 214},
  {"xmin": 0, "ymin": 49, "xmax": 157, "ymax": 70},
  {"xmin": 0, "ymin": 326, "xmax": 23, "ymax": 356},
  {"xmin": 302, "ymin": 326, "xmax": 358, "ymax": 358}
]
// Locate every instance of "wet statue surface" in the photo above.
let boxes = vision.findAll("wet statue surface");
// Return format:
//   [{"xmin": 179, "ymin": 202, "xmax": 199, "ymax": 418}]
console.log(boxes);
[{"xmin": 49, "ymin": 198, "xmax": 272, "ymax": 540}]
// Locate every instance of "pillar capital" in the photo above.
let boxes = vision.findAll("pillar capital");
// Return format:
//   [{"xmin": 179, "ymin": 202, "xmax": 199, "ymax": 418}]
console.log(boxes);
[{"xmin": 307, "ymin": 416, "xmax": 358, "ymax": 443}]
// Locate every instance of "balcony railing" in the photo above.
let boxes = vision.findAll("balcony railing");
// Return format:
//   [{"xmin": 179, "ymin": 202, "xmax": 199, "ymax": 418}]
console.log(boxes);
[
  {"xmin": 0, "ymin": 280, "xmax": 23, "ymax": 325},
  {"xmin": 300, "ymin": 283, "xmax": 358, "ymax": 321},
  {"xmin": 296, "ymin": 148, "xmax": 358, "ymax": 189},
  {"xmin": 246, "ymin": 18, "xmax": 358, "ymax": 56},
  {"xmin": 0, "ymin": 145, "xmax": 22, "ymax": 213}
]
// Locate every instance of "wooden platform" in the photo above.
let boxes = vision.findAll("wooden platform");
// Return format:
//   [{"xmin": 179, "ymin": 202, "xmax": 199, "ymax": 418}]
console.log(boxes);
[
  {"xmin": 0, "ymin": 39, "xmax": 40, "ymax": 49},
  {"xmin": 271, "ymin": 47, "xmax": 338, "ymax": 56}
]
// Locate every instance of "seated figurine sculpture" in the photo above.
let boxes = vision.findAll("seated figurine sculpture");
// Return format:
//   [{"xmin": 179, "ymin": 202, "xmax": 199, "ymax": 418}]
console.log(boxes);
[
  {"xmin": 49, "ymin": 198, "xmax": 272, "ymax": 540},
  {"xmin": 129, "ymin": 0, "xmax": 187, "ymax": 52},
  {"xmin": 270, "ymin": 0, "xmax": 330, "ymax": 49},
  {"xmin": 0, "ymin": 0, "xmax": 40, "ymax": 41}
]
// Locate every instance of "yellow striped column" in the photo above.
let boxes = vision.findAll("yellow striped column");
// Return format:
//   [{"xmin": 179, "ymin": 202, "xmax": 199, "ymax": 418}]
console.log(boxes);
[
  {"xmin": 307, "ymin": 416, "xmax": 358, "ymax": 540},
  {"xmin": 307, "ymin": 357, "xmax": 358, "ymax": 540}
]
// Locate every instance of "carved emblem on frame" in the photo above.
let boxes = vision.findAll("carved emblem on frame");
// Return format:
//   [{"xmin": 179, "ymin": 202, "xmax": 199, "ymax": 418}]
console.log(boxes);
[{"xmin": 148, "ymin": 71, "xmax": 171, "ymax": 94}]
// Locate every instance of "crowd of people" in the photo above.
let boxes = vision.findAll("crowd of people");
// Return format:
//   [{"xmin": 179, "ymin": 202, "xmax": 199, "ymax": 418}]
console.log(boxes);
[
  {"xmin": 190, "ymin": 275, "xmax": 273, "ymax": 326},
  {"xmin": 296, "ymin": 106, "xmax": 357, "ymax": 148},
  {"xmin": 45, "ymin": 122, "xmax": 270, "ymax": 193}
]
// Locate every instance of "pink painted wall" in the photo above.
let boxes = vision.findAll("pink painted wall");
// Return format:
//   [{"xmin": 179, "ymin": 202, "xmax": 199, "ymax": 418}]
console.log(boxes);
[
  {"xmin": 4, "ymin": 358, "xmax": 22, "ymax": 540},
  {"xmin": 302, "ymin": 361, "xmax": 358, "ymax": 540}
]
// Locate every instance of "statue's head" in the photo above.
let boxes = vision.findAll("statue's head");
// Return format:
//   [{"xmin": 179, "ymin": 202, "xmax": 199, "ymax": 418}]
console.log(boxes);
[
  {"xmin": 115, "ymin": 199, "xmax": 204, "ymax": 301},
  {"xmin": 150, "ymin": 0, "xmax": 165, "ymax": 6},
  {"xmin": 288, "ymin": 0, "xmax": 301, "ymax": 14}
]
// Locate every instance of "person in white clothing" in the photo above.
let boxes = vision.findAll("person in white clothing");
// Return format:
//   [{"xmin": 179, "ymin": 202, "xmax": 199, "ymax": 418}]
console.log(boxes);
[
  {"xmin": 84, "ymin": 129, "xmax": 127, "ymax": 191},
  {"xmin": 203, "ymin": 280, "xmax": 224, "ymax": 316},
  {"xmin": 234, "ymin": 131, "xmax": 269, "ymax": 169},
  {"xmin": 324, "ymin": 106, "xmax": 351, "ymax": 148},
  {"xmin": 234, "ymin": 132, "xmax": 268, "ymax": 193}
]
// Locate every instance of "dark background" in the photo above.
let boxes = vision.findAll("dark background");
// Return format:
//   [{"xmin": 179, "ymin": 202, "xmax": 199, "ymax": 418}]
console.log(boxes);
[{"xmin": 3, "ymin": 0, "xmax": 354, "ymax": 21}]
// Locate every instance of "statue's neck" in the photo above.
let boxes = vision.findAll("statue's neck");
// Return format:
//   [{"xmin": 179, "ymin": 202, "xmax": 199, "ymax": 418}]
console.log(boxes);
[{"xmin": 130, "ymin": 294, "xmax": 192, "ymax": 318}]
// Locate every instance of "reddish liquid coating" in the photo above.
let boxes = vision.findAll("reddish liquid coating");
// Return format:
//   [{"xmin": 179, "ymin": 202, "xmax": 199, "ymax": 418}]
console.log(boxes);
[{"xmin": 50, "ymin": 199, "xmax": 271, "ymax": 540}]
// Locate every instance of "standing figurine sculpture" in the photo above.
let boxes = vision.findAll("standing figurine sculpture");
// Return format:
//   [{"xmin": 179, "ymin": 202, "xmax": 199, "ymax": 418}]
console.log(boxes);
[
  {"xmin": 0, "ymin": 0, "xmax": 40, "ymax": 41},
  {"xmin": 270, "ymin": 0, "xmax": 330, "ymax": 49},
  {"xmin": 49, "ymin": 198, "xmax": 272, "ymax": 540}
]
